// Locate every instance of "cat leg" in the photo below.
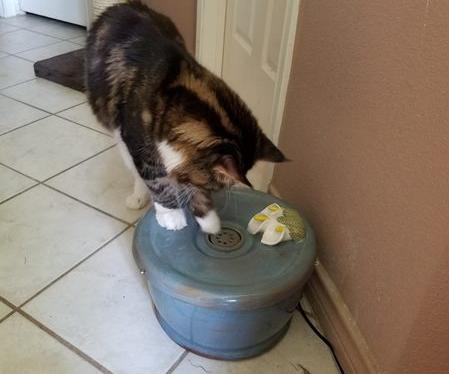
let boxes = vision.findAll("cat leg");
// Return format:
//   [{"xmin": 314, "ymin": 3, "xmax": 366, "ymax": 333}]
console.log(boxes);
[
  {"xmin": 114, "ymin": 129, "xmax": 151, "ymax": 210},
  {"xmin": 126, "ymin": 176, "xmax": 151, "ymax": 210},
  {"xmin": 190, "ymin": 189, "xmax": 221, "ymax": 234},
  {"xmin": 148, "ymin": 178, "xmax": 187, "ymax": 231},
  {"xmin": 153, "ymin": 203, "xmax": 187, "ymax": 231}
]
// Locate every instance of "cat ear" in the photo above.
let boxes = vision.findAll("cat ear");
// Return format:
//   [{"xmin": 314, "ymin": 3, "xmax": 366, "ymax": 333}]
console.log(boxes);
[
  {"xmin": 257, "ymin": 134, "xmax": 287, "ymax": 163},
  {"xmin": 214, "ymin": 155, "xmax": 252, "ymax": 187}
]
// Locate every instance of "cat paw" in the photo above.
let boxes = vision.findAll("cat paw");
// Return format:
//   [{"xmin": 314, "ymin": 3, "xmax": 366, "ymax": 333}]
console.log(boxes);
[
  {"xmin": 126, "ymin": 193, "xmax": 150, "ymax": 210},
  {"xmin": 195, "ymin": 210, "xmax": 221, "ymax": 234},
  {"xmin": 154, "ymin": 203, "xmax": 187, "ymax": 230}
]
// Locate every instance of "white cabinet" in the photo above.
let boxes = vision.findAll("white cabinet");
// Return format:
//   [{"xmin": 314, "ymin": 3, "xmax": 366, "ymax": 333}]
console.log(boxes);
[{"xmin": 20, "ymin": 0, "xmax": 89, "ymax": 26}]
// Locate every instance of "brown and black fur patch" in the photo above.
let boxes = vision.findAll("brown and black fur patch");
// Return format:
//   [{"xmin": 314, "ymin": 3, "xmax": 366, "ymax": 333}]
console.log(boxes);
[{"xmin": 86, "ymin": 1, "xmax": 286, "ymax": 217}]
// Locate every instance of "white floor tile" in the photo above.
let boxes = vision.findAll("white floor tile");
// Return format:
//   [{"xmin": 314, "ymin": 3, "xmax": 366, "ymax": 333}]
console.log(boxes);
[
  {"xmin": 0, "ymin": 165, "xmax": 37, "ymax": 203},
  {"xmin": 1, "ymin": 78, "xmax": 86, "ymax": 113},
  {"xmin": 47, "ymin": 147, "xmax": 149, "ymax": 223},
  {"xmin": 0, "ymin": 95, "xmax": 48, "ymax": 135},
  {"xmin": 58, "ymin": 102, "xmax": 109, "ymax": 135},
  {"xmin": 0, "ymin": 22, "xmax": 18, "ymax": 35},
  {"xmin": 173, "ymin": 313, "xmax": 339, "ymax": 374},
  {"xmin": 0, "ymin": 314, "xmax": 100, "ymax": 373},
  {"xmin": 0, "ymin": 116, "xmax": 114, "ymax": 181},
  {"xmin": 0, "ymin": 55, "xmax": 35, "ymax": 89},
  {"xmin": 3, "ymin": 14, "xmax": 55, "ymax": 29},
  {"xmin": 69, "ymin": 36, "xmax": 86, "ymax": 46},
  {"xmin": 0, "ymin": 185, "xmax": 126, "ymax": 305},
  {"xmin": 0, "ymin": 301, "xmax": 11, "ymax": 319},
  {"xmin": 0, "ymin": 29, "xmax": 58, "ymax": 54},
  {"xmin": 16, "ymin": 41, "xmax": 81, "ymax": 62},
  {"xmin": 26, "ymin": 20, "xmax": 86, "ymax": 40},
  {"xmin": 24, "ymin": 230, "xmax": 184, "ymax": 374}
]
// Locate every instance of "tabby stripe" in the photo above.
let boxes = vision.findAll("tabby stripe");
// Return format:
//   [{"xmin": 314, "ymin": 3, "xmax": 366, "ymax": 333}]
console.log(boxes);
[{"xmin": 166, "ymin": 86, "xmax": 236, "ymax": 140}]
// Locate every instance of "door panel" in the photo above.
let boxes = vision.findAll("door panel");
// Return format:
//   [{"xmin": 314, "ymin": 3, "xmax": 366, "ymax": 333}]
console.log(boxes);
[
  {"xmin": 234, "ymin": 0, "xmax": 256, "ymax": 52},
  {"xmin": 222, "ymin": 0, "xmax": 290, "ymax": 190}
]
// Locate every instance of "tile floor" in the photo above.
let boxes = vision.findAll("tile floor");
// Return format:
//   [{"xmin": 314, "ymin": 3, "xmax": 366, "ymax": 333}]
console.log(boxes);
[{"xmin": 0, "ymin": 13, "xmax": 339, "ymax": 374}]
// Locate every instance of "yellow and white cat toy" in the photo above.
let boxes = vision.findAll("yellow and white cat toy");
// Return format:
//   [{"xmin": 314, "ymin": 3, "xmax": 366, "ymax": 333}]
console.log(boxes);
[{"xmin": 247, "ymin": 203, "xmax": 305, "ymax": 246}]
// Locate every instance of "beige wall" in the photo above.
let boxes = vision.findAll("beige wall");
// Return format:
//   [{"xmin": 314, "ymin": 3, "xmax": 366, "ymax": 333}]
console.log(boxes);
[
  {"xmin": 273, "ymin": 1, "xmax": 449, "ymax": 373},
  {"xmin": 143, "ymin": 0, "xmax": 196, "ymax": 53}
]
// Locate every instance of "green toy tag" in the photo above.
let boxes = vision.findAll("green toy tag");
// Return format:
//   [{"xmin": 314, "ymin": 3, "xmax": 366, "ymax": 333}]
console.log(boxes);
[{"xmin": 277, "ymin": 208, "xmax": 305, "ymax": 241}]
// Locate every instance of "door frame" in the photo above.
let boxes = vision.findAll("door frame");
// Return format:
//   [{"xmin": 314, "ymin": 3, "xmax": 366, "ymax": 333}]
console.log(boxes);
[
  {"xmin": 0, "ymin": 0, "xmax": 20, "ymax": 17},
  {"xmin": 196, "ymin": 0, "xmax": 300, "ymax": 145}
]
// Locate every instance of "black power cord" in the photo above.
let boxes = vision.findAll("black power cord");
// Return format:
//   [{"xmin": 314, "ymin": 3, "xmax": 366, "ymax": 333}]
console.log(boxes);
[{"xmin": 297, "ymin": 302, "xmax": 346, "ymax": 374}]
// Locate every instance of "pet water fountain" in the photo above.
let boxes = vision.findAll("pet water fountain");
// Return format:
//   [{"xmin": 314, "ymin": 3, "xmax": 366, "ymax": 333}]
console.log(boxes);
[{"xmin": 133, "ymin": 188, "xmax": 316, "ymax": 360}]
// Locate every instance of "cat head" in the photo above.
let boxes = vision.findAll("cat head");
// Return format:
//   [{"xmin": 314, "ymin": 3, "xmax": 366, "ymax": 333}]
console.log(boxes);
[
  {"xmin": 162, "ymin": 69, "xmax": 287, "ymax": 190},
  {"xmin": 209, "ymin": 132, "xmax": 286, "ymax": 188},
  {"xmin": 163, "ymin": 124, "xmax": 286, "ymax": 191}
]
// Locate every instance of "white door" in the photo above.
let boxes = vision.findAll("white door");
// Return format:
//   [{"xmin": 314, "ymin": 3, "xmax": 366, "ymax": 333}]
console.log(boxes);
[
  {"xmin": 20, "ymin": 0, "xmax": 89, "ymax": 26},
  {"xmin": 222, "ymin": 0, "xmax": 299, "ymax": 191}
]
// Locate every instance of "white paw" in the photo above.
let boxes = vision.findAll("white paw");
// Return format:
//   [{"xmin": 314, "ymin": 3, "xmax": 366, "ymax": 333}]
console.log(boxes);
[
  {"xmin": 126, "ymin": 193, "xmax": 150, "ymax": 210},
  {"xmin": 195, "ymin": 210, "xmax": 221, "ymax": 234},
  {"xmin": 154, "ymin": 203, "xmax": 187, "ymax": 231}
]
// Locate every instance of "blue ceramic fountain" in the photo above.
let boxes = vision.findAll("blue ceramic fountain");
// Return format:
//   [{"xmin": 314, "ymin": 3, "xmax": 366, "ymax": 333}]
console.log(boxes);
[{"xmin": 133, "ymin": 188, "xmax": 316, "ymax": 360}]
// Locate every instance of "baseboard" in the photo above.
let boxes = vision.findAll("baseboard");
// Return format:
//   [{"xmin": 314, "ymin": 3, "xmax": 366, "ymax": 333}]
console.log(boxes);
[
  {"xmin": 306, "ymin": 262, "xmax": 381, "ymax": 374},
  {"xmin": 268, "ymin": 183, "xmax": 381, "ymax": 374}
]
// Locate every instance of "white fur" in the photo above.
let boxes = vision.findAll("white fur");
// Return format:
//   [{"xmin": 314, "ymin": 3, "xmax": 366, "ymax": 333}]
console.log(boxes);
[
  {"xmin": 157, "ymin": 140, "xmax": 184, "ymax": 172},
  {"xmin": 126, "ymin": 177, "xmax": 151, "ymax": 209},
  {"xmin": 195, "ymin": 210, "xmax": 221, "ymax": 234},
  {"xmin": 154, "ymin": 202, "xmax": 187, "ymax": 230},
  {"xmin": 114, "ymin": 130, "xmax": 151, "ymax": 210}
]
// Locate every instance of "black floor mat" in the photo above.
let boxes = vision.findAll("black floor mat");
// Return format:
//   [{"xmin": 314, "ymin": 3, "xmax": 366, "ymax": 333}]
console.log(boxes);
[{"xmin": 34, "ymin": 49, "xmax": 85, "ymax": 92}]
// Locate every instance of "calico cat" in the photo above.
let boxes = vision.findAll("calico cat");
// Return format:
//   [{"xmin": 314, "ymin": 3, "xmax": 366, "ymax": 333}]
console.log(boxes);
[{"xmin": 86, "ymin": 1, "xmax": 286, "ymax": 233}]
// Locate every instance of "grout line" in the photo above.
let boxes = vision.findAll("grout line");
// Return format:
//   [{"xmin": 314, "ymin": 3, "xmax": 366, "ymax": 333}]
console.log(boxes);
[
  {"xmin": 0, "ymin": 100, "xmax": 109, "ymax": 141},
  {"xmin": 14, "ymin": 52, "xmax": 67, "ymax": 64},
  {"xmin": 0, "ymin": 28, "xmax": 22, "ymax": 37},
  {"xmin": 0, "ymin": 89, "xmax": 53, "ymax": 114},
  {"xmin": 40, "ymin": 144, "xmax": 117, "ymax": 183},
  {"xmin": 19, "ymin": 225, "xmax": 131, "ymax": 309},
  {"xmin": 9, "ymin": 53, "xmax": 41, "ymax": 63},
  {"xmin": 166, "ymin": 350, "xmax": 189, "ymax": 374},
  {"xmin": 1, "ymin": 19, "xmax": 84, "ymax": 41},
  {"xmin": 14, "ymin": 42, "xmax": 83, "ymax": 63},
  {"xmin": 4, "ymin": 144, "xmax": 115, "ymax": 183},
  {"xmin": 43, "ymin": 184, "xmax": 132, "ymax": 226},
  {"xmin": 3, "ymin": 40, "xmax": 64, "ymax": 56},
  {"xmin": 0, "ymin": 145, "xmax": 128, "ymax": 219},
  {"xmin": 0, "ymin": 95, "xmax": 110, "ymax": 138},
  {"xmin": 0, "ymin": 96, "xmax": 90, "ymax": 124},
  {"xmin": 0, "ymin": 310, "xmax": 16, "ymax": 324},
  {"xmin": 0, "ymin": 162, "xmax": 40, "ymax": 182},
  {"xmin": 53, "ymin": 101, "xmax": 89, "ymax": 114},
  {"xmin": 0, "ymin": 147, "xmax": 139, "ymax": 224},
  {"xmin": 0, "ymin": 182, "xmax": 39, "ymax": 206},
  {"xmin": 18, "ymin": 29, "xmax": 69, "ymax": 41},
  {"xmin": 0, "ymin": 78, "xmax": 37, "ymax": 92},
  {"xmin": 1, "ymin": 85, "xmax": 88, "ymax": 115},
  {"xmin": 69, "ymin": 41, "xmax": 85, "ymax": 47},
  {"xmin": 0, "ymin": 145, "xmax": 125, "ymax": 223},
  {"xmin": 54, "ymin": 113, "xmax": 113, "ymax": 137},
  {"xmin": 21, "ymin": 27, "xmax": 85, "ymax": 42},
  {"xmin": 17, "ymin": 309, "xmax": 114, "ymax": 374},
  {"xmin": 0, "ymin": 296, "xmax": 18, "ymax": 323},
  {"xmin": 62, "ymin": 36, "xmax": 86, "ymax": 43},
  {"xmin": 0, "ymin": 113, "xmax": 52, "ymax": 137},
  {"xmin": 0, "ymin": 295, "xmax": 18, "ymax": 310}
]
